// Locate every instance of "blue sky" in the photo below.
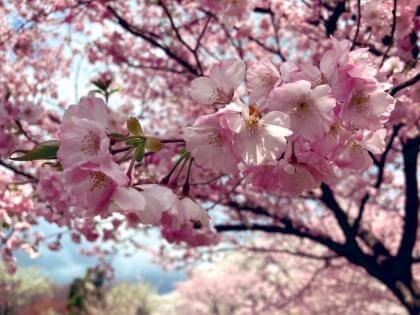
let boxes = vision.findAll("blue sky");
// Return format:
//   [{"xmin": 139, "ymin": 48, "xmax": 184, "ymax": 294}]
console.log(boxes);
[{"xmin": 16, "ymin": 219, "xmax": 186, "ymax": 293}]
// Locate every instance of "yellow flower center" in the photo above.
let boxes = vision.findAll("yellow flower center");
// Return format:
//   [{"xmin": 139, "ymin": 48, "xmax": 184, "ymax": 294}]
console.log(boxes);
[
  {"xmin": 245, "ymin": 105, "xmax": 261, "ymax": 132},
  {"xmin": 208, "ymin": 130, "xmax": 222, "ymax": 147},
  {"xmin": 348, "ymin": 140, "xmax": 363, "ymax": 153},
  {"xmin": 350, "ymin": 91, "xmax": 370, "ymax": 113},
  {"xmin": 89, "ymin": 171, "xmax": 108, "ymax": 191}
]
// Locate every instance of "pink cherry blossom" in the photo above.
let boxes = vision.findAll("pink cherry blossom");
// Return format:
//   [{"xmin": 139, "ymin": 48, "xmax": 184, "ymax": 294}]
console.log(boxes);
[
  {"xmin": 19, "ymin": 101, "xmax": 44, "ymax": 124},
  {"xmin": 277, "ymin": 161, "xmax": 318, "ymax": 197},
  {"xmin": 189, "ymin": 59, "xmax": 245, "ymax": 105},
  {"xmin": 184, "ymin": 109, "xmax": 239, "ymax": 174},
  {"xmin": 57, "ymin": 95, "xmax": 110, "ymax": 169},
  {"xmin": 247, "ymin": 58, "xmax": 280, "ymax": 104},
  {"xmin": 0, "ymin": 132, "xmax": 16, "ymax": 157},
  {"xmin": 161, "ymin": 197, "xmax": 218, "ymax": 246},
  {"xmin": 226, "ymin": 103, "xmax": 292, "ymax": 165},
  {"xmin": 336, "ymin": 129, "xmax": 387, "ymax": 171},
  {"xmin": 111, "ymin": 184, "xmax": 177, "ymax": 225},
  {"xmin": 2, "ymin": 2, "xmax": 419, "ymax": 311},
  {"xmin": 199, "ymin": 0, "xmax": 252, "ymax": 26},
  {"xmin": 267, "ymin": 80, "xmax": 336, "ymax": 141},
  {"xmin": 243, "ymin": 162, "xmax": 281, "ymax": 192},
  {"xmin": 62, "ymin": 94, "xmax": 109, "ymax": 126},
  {"xmin": 0, "ymin": 100, "xmax": 19, "ymax": 126},
  {"xmin": 36, "ymin": 168, "xmax": 74, "ymax": 225},
  {"xmin": 341, "ymin": 83, "xmax": 395, "ymax": 130},
  {"xmin": 320, "ymin": 38, "xmax": 377, "ymax": 85},
  {"xmin": 62, "ymin": 157, "xmax": 128, "ymax": 216}
]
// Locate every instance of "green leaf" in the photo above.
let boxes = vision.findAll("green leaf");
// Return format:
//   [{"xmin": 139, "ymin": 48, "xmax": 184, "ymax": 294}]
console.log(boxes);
[
  {"xmin": 109, "ymin": 87, "xmax": 122, "ymax": 95},
  {"xmin": 125, "ymin": 138, "xmax": 144, "ymax": 146},
  {"xmin": 92, "ymin": 81, "xmax": 107, "ymax": 91},
  {"xmin": 127, "ymin": 117, "xmax": 143, "ymax": 136},
  {"xmin": 10, "ymin": 140, "xmax": 59, "ymax": 161},
  {"xmin": 134, "ymin": 143, "xmax": 146, "ymax": 162},
  {"xmin": 110, "ymin": 132, "xmax": 128, "ymax": 139}
]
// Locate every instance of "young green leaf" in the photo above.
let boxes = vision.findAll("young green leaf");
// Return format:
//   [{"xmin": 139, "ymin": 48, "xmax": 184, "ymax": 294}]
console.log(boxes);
[
  {"xmin": 134, "ymin": 143, "xmax": 146, "ymax": 161},
  {"xmin": 10, "ymin": 140, "xmax": 59, "ymax": 161}
]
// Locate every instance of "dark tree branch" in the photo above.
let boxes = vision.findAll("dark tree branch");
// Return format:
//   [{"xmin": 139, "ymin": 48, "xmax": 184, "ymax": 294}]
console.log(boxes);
[
  {"xmin": 159, "ymin": 0, "xmax": 194, "ymax": 52},
  {"xmin": 106, "ymin": 5, "xmax": 199, "ymax": 76},
  {"xmin": 397, "ymin": 136, "xmax": 419, "ymax": 264},
  {"xmin": 324, "ymin": 1, "xmax": 346, "ymax": 36},
  {"xmin": 357, "ymin": 229, "xmax": 392, "ymax": 257},
  {"xmin": 253, "ymin": 7, "xmax": 273, "ymax": 15},
  {"xmin": 242, "ymin": 246, "xmax": 339, "ymax": 261},
  {"xmin": 0, "ymin": 160, "xmax": 36, "ymax": 181},
  {"xmin": 356, "ymin": 124, "xmax": 403, "ymax": 235},
  {"xmin": 390, "ymin": 73, "xmax": 420, "ymax": 96},
  {"xmin": 320, "ymin": 184, "xmax": 391, "ymax": 258},
  {"xmin": 269, "ymin": 10, "xmax": 286, "ymax": 61},
  {"xmin": 375, "ymin": 124, "xmax": 403, "ymax": 189},
  {"xmin": 353, "ymin": 42, "xmax": 384, "ymax": 56},
  {"xmin": 15, "ymin": 120, "xmax": 39, "ymax": 145},
  {"xmin": 379, "ymin": 0, "xmax": 398, "ymax": 68},
  {"xmin": 353, "ymin": 193, "xmax": 370, "ymax": 234},
  {"xmin": 215, "ymin": 223, "xmax": 347, "ymax": 255},
  {"xmin": 320, "ymin": 183, "xmax": 354, "ymax": 241},
  {"xmin": 195, "ymin": 15, "xmax": 212, "ymax": 51},
  {"xmin": 248, "ymin": 35, "xmax": 280, "ymax": 56},
  {"xmin": 350, "ymin": 0, "xmax": 362, "ymax": 50},
  {"xmin": 125, "ymin": 60, "xmax": 187, "ymax": 74}
]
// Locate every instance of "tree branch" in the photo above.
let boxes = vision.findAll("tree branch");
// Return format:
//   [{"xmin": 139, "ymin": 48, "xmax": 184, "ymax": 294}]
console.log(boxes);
[
  {"xmin": 379, "ymin": 0, "xmax": 398, "ymax": 68},
  {"xmin": 375, "ymin": 124, "xmax": 403, "ymax": 189},
  {"xmin": 215, "ymin": 223, "xmax": 347, "ymax": 255},
  {"xmin": 396, "ymin": 136, "xmax": 419, "ymax": 264},
  {"xmin": 353, "ymin": 124, "xmax": 403, "ymax": 236},
  {"xmin": 390, "ymin": 73, "xmax": 420, "ymax": 96},
  {"xmin": 324, "ymin": 1, "xmax": 346, "ymax": 36},
  {"xmin": 106, "ymin": 5, "xmax": 199, "ymax": 76},
  {"xmin": 320, "ymin": 183, "xmax": 354, "ymax": 241},
  {"xmin": 0, "ymin": 160, "xmax": 36, "ymax": 181},
  {"xmin": 350, "ymin": 0, "xmax": 362, "ymax": 50}
]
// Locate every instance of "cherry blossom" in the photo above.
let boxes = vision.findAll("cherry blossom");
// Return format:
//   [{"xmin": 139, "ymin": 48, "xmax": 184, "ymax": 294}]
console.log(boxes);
[
  {"xmin": 184, "ymin": 109, "xmax": 239, "ymax": 174},
  {"xmin": 226, "ymin": 103, "xmax": 292, "ymax": 165},
  {"xmin": 57, "ymin": 95, "xmax": 110, "ymax": 169},
  {"xmin": 189, "ymin": 59, "xmax": 245, "ymax": 105},
  {"xmin": 247, "ymin": 58, "xmax": 281, "ymax": 103},
  {"xmin": 267, "ymin": 80, "xmax": 336, "ymax": 141},
  {"xmin": 1, "ymin": 1, "xmax": 419, "ymax": 312},
  {"xmin": 341, "ymin": 82, "xmax": 395, "ymax": 130}
]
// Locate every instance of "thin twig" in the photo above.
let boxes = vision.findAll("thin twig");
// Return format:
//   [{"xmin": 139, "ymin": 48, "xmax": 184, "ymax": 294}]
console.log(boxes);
[
  {"xmin": 350, "ymin": 0, "xmax": 362, "ymax": 50},
  {"xmin": 15, "ymin": 120, "xmax": 39, "ymax": 145},
  {"xmin": 0, "ymin": 160, "xmax": 36, "ymax": 181},
  {"xmin": 390, "ymin": 73, "xmax": 420, "ymax": 96},
  {"xmin": 106, "ymin": 5, "xmax": 199, "ymax": 76},
  {"xmin": 379, "ymin": 0, "xmax": 397, "ymax": 68}
]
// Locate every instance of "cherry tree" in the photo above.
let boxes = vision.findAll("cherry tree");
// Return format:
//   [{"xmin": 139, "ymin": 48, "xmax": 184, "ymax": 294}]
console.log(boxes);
[
  {"xmin": 0, "ymin": 0, "xmax": 419, "ymax": 313},
  {"xmin": 170, "ymin": 236, "xmax": 408, "ymax": 315}
]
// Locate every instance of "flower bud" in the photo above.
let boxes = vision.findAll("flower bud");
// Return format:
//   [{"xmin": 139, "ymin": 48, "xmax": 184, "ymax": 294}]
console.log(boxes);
[
  {"xmin": 127, "ymin": 117, "xmax": 143, "ymax": 136},
  {"xmin": 145, "ymin": 137, "xmax": 162, "ymax": 152}
]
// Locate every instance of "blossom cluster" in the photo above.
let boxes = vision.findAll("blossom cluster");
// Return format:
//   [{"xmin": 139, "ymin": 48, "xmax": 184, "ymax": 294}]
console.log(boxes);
[
  {"xmin": 55, "ymin": 94, "xmax": 218, "ymax": 246},
  {"xmin": 185, "ymin": 38, "xmax": 395, "ymax": 196},
  {"xmin": 0, "ymin": 95, "xmax": 44, "ymax": 158}
]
